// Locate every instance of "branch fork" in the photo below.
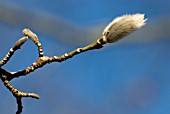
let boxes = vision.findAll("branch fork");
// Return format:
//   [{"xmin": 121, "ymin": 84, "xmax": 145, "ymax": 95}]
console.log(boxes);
[
  {"xmin": 0, "ymin": 28, "xmax": 106, "ymax": 114},
  {"xmin": 0, "ymin": 13, "xmax": 146, "ymax": 114}
]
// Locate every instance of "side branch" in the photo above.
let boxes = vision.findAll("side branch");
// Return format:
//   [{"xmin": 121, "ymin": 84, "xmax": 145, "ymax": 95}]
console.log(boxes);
[
  {"xmin": 0, "ymin": 74, "xmax": 40, "ymax": 99},
  {"xmin": 23, "ymin": 29, "xmax": 44, "ymax": 57},
  {"xmin": 0, "ymin": 37, "xmax": 28, "ymax": 66},
  {"xmin": 6, "ymin": 37, "xmax": 106, "ymax": 81},
  {"xmin": 0, "ymin": 72, "xmax": 39, "ymax": 114}
]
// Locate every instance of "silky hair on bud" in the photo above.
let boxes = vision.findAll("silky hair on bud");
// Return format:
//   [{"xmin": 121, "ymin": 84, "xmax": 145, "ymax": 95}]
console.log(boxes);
[{"xmin": 103, "ymin": 13, "xmax": 147, "ymax": 43}]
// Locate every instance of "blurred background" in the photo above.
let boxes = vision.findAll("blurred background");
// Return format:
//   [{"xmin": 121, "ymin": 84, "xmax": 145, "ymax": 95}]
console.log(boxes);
[{"xmin": 0, "ymin": 0, "xmax": 170, "ymax": 114}]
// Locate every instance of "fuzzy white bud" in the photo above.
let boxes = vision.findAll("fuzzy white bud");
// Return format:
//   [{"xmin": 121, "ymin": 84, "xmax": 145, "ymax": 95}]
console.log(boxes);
[{"xmin": 102, "ymin": 13, "xmax": 147, "ymax": 43}]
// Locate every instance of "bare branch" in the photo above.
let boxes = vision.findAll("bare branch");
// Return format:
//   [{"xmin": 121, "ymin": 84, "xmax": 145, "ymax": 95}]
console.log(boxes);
[
  {"xmin": 16, "ymin": 97, "xmax": 23, "ymax": 114},
  {"xmin": 0, "ymin": 73, "xmax": 39, "ymax": 99},
  {"xmin": 0, "ymin": 70, "xmax": 39, "ymax": 114},
  {"xmin": 0, "ymin": 13, "xmax": 147, "ymax": 114},
  {"xmin": 0, "ymin": 37, "xmax": 28, "ymax": 66},
  {"xmin": 22, "ymin": 29, "xmax": 44, "ymax": 57}
]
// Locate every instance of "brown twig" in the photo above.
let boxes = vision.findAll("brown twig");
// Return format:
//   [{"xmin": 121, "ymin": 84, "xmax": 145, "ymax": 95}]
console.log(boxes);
[
  {"xmin": 0, "ymin": 29, "xmax": 105, "ymax": 113},
  {"xmin": 0, "ymin": 13, "xmax": 146, "ymax": 114},
  {"xmin": 22, "ymin": 29, "xmax": 44, "ymax": 57},
  {"xmin": 0, "ymin": 71, "xmax": 39, "ymax": 114},
  {"xmin": 16, "ymin": 97, "xmax": 23, "ymax": 114},
  {"xmin": 0, "ymin": 37, "xmax": 28, "ymax": 66}
]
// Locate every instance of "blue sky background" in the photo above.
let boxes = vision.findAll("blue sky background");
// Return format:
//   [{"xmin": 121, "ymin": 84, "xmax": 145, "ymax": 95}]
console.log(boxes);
[{"xmin": 0, "ymin": 0, "xmax": 170, "ymax": 114}]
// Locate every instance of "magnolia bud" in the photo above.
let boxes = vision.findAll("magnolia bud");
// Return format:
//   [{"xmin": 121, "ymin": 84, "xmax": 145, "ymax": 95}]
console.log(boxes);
[{"xmin": 102, "ymin": 13, "xmax": 147, "ymax": 43}]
